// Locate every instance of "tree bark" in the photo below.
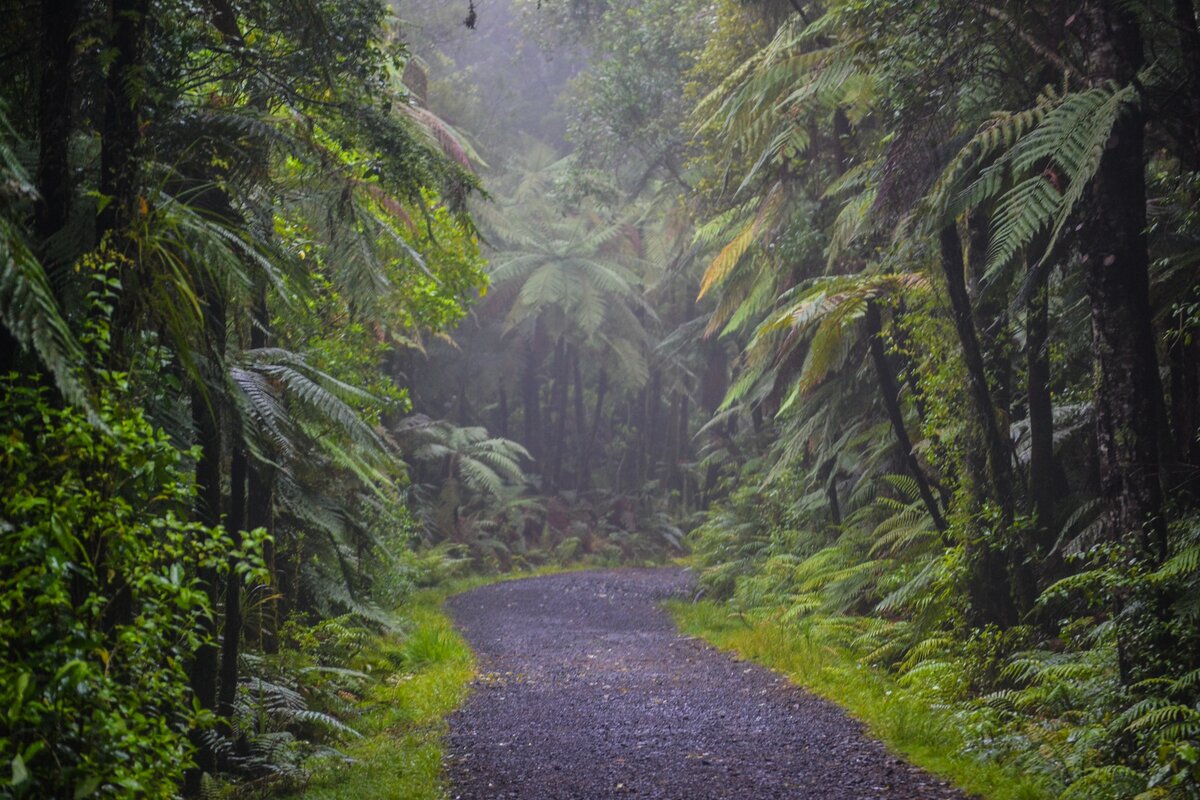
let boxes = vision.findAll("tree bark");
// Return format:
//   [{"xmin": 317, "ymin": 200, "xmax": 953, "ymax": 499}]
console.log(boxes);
[
  {"xmin": 522, "ymin": 339, "xmax": 542, "ymax": 466},
  {"xmin": 36, "ymin": 0, "xmax": 79, "ymax": 249},
  {"xmin": 1168, "ymin": 326, "xmax": 1200, "ymax": 500},
  {"xmin": 864, "ymin": 303, "xmax": 947, "ymax": 534},
  {"xmin": 99, "ymin": 0, "xmax": 148, "ymax": 237},
  {"xmin": 218, "ymin": 444, "xmax": 246, "ymax": 721},
  {"xmin": 1076, "ymin": 0, "xmax": 1172, "ymax": 683},
  {"xmin": 939, "ymin": 225, "xmax": 1015, "ymax": 509},
  {"xmin": 572, "ymin": 352, "xmax": 586, "ymax": 488},
  {"xmin": 580, "ymin": 367, "xmax": 607, "ymax": 489},
  {"xmin": 182, "ymin": 247, "xmax": 229, "ymax": 791},
  {"xmin": 548, "ymin": 336, "xmax": 568, "ymax": 489},
  {"xmin": 1077, "ymin": 1, "xmax": 1165, "ymax": 559},
  {"xmin": 1027, "ymin": 283, "xmax": 1056, "ymax": 555},
  {"xmin": 1173, "ymin": 0, "xmax": 1200, "ymax": 169},
  {"xmin": 939, "ymin": 225, "xmax": 1028, "ymax": 623},
  {"xmin": 496, "ymin": 381, "xmax": 509, "ymax": 439}
]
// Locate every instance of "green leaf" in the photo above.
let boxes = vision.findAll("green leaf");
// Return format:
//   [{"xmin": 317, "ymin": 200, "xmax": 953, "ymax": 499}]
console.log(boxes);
[{"xmin": 10, "ymin": 755, "xmax": 28, "ymax": 787}]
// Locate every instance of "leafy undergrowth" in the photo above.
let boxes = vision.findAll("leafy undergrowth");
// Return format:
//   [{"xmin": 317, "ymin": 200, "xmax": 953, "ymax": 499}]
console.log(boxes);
[
  {"xmin": 279, "ymin": 590, "xmax": 474, "ymax": 800},
  {"xmin": 668, "ymin": 600, "xmax": 1055, "ymax": 800},
  {"xmin": 283, "ymin": 566, "xmax": 596, "ymax": 800}
]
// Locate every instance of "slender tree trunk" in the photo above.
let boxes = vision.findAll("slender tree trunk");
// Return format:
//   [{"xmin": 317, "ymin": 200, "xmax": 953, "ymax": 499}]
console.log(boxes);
[
  {"xmin": 36, "ymin": 0, "xmax": 79, "ymax": 249},
  {"xmin": 99, "ymin": 0, "xmax": 147, "ymax": 236},
  {"xmin": 99, "ymin": 0, "xmax": 149, "ymax": 363},
  {"xmin": 219, "ymin": 444, "xmax": 246, "ymax": 721},
  {"xmin": 185, "ymin": 298, "xmax": 225, "ymax": 792},
  {"xmin": 1078, "ymin": 1, "xmax": 1165, "ymax": 558},
  {"xmin": 550, "ymin": 337, "xmax": 569, "ymax": 489},
  {"xmin": 646, "ymin": 369, "xmax": 662, "ymax": 481},
  {"xmin": 1173, "ymin": 0, "xmax": 1200, "ymax": 169},
  {"xmin": 665, "ymin": 390, "xmax": 681, "ymax": 500},
  {"xmin": 865, "ymin": 303, "xmax": 947, "ymax": 534},
  {"xmin": 1027, "ymin": 283, "xmax": 1056, "ymax": 555},
  {"xmin": 939, "ymin": 225, "xmax": 1015, "ymax": 508},
  {"xmin": 939, "ymin": 225, "xmax": 1027, "ymax": 623},
  {"xmin": 572, "ymin": 352, "xmax": 586, "ymax": 489},
  {"xmin": 1168, "ymin": 325, "xmax": 1200, "ymax": 499},
  {"xmin": 678, "ymin": 389, "xmax": 690, "ymax": 510},
  {"xmin": 496, "ymin": 381, "xmax": 509, "ymax": 439},
  {"xmin": 1077, "ymin": 0, "xmax": 1171, "ymax": 683},
  {"xmin": 522, "ymin": 340, "xmax": 541, "ymax": 466},
  {"xmin": 580, "ymin": 367, "xmax": 607, "ymax": 489},
  {"xmin": 827, "ymin": 479, "xmax": 842, "ymax": 528}
]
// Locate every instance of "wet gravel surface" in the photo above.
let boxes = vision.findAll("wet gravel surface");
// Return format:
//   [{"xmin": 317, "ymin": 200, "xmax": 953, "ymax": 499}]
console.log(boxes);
[{"xmin": 444, "ymin": 568, "xmax": 968, "ymax": 799}]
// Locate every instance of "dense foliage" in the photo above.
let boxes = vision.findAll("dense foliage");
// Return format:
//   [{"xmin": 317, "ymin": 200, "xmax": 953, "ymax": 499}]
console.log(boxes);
[
  {"xmin": 1, "ymin": 0, "xmax": 491, "ymax": 793},
  {"xmin": 406, "ymin": 0, "xmax": 1200, "ymax": 797},
  {"xmin": 5, "ymin": 0, "xmax": 1200, "ymax": 797}
]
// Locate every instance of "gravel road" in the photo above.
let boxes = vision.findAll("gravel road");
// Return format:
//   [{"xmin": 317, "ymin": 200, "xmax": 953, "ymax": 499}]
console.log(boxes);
[{"xmin": 444, "ymin": 568, "xmax": 968, "ymax": 799}]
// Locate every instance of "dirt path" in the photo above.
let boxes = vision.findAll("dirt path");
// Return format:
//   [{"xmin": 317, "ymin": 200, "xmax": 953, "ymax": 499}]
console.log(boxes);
[{"xmin": 444, "ymin": 568, "xmax": 967, "ymax": 799}]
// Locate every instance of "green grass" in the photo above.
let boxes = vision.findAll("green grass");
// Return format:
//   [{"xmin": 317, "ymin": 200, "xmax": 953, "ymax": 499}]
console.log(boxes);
[
  {"xmin": 284, "ymin": 591, "xmax": 474, "ymax": 800},
  {"xmin": 667, "ymin": 600, "xmax": 1055, "ymax": 800},
  {"xmin": 288, "ymin": 565, "xmax": 589, "ymax": 800}
]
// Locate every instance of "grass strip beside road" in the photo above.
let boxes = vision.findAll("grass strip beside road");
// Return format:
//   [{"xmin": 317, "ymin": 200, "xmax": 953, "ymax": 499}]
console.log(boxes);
[
  {"xmin": 288, "ymin": 590, "xmax": 473, "ymax": 800},
  {"xmin": 667, "ymin": 600, "xmax": 1054, "ymax": 800}
]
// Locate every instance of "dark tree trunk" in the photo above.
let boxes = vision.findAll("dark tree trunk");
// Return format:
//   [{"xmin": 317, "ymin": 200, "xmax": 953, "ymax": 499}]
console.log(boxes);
[
  {"xmin": 1173, "ymin": 0, "xmax": 1200, "ymax": 169},
  {"xmin": 1078, "ymin": 1, "xmax": 1165, "ymax": 559},
  {"xmin": 572, "ymin": 352, "xmax": 586, "ymax": 488},
  {"xmin": 549, "ymin": 337, "xmax": 569, "ymax": 489},
  {"xmin": 99, "ymin": 0, "xmax": 149, "ymax": 364},
  {"xmin": 1027, "ymin": 283, "xmax": 1056, "ymax": 556},
  {"xmin": 864, "ymin": 303, "xmax": 947, "ymax": 534},
  {"xmin": 939, "ymin": 225, "xmax": 1028, "ymax": 623},
  {"xmin": 677, "ymin": 388, "xmax": 690, "ymax": 509},
  {"xmin": 36, "ymin": 0, "xmax": 80, "ymax": 248},
  {"xmin": 827, "ymin": 479, "xmax": 842, "ymax": 528},
  {"xmin": 522, "ymin": 340, "xmax": 542, "ymax": 466},
  {"xmin": 99, "ymin": 0, "xmax": 147, "ymax": 237},
  {"xmin": 496, "ymin": 381, "xmax": 509, "ymax": 439},
  {"xmin": 1168, "ymin": 326, "xmax": 1200, "ymax": 499},
  {"xmin": 645, "ymin": 369, "xmax": 662, "ymax": 481},
  {"xmin": 635, "ymin": 388, "xmax": 648, "ymax": 486},
  {"xmin": 1077, "ymin": 0, "xmax": 1172, "ymax": 684},
  {"xmin": 665, "ymin": 390, "xmax": 681, "ymax": 497},
  {"xmin": 184, "ymin": 271, "xmax": 226, "ymax": 793},
  {"xmin": 939, "ymin": 225, "xmax": 1015, "ymax": 509},
  {"xmin": 218, "ymin": 444, "xmax": 247, "ymax": 721},
  {"xmin": 580, "ymin": 367, "xmax": 607, "ymax": 489}
]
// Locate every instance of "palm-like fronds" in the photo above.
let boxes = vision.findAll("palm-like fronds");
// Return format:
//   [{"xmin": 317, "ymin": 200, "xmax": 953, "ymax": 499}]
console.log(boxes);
[{"xmin": 0, "ymin": 107, "xmax": 90, "ymax": 411}]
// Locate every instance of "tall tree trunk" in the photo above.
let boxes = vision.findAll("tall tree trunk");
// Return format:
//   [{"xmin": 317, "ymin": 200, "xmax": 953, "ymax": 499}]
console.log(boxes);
[
  {"xmin": 185, "ymin": 286, "xmax": 225, "ymax": 792},
  {"xmin": 550, "ymin": 337, "xmax": 569, "ymax": 489},
  {"xmin": 865, "ymin": 303, "xmax": 947, "ymax": 534},
  {"xmin": 572, "ymin": 352, "xmax": 586, "ymax": 489},
  {"xmin": 1078, "ymin": 1, "xmax": 1165, "ymax": 558},
  {"xmin": 1174, "ymin": 0, "xmax": 1200, "ymax": 169},
  {"xmin": 939, "ymin": 225, "xmax": 1015, "ymax": 508},
  {"xmin": 99, "ymin": 0, "xmax": 147, "ymax": 236},
  {"xmin": 36, "ymin": 0, "xmax": 79, "ymax": 249},
  {"xmin": 496, "ymin": 381, "xmax": 509, "ymax": 439},
  {"xmin": 665, "ymin": 390, "xmax": 681, "ymax": 500},
  {"xmin": 218, "ymin": 444, "xmax": 247, "ymax": 721},
  {"xmin": 99, "ymin": 0, "xmax": 149, "ymax": 365},
  {"xmin": 1168, "ymin": 325, "xmax": 1200, "ymax": 500},
  {"xmin": 1027, "ymin": 283, "xmax": 1056, "ymax": 557},
  {"xmin": 580, "ymin": 367, "xmax": 607, "ymax": 489},
  {"xmin": 522, "ymin": 340, "xmax": 542, "ymax": 466},
  {"xmin": 1077, "ymin": 0, "xmax": 1170, "ymax": 683},
  {"xmin": 677, "ymin": 388, "xmax": 690, "ymax": 510},
  {"xmin": 939, "ymin": 224, "xmax": 1029, "ymax": 624},
  {"xmin": 645, "ymin": 369, "xmax": 662, "ymax": 482}
]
